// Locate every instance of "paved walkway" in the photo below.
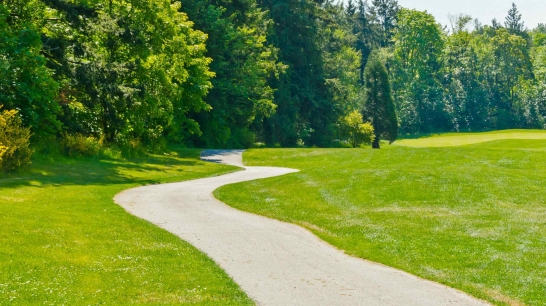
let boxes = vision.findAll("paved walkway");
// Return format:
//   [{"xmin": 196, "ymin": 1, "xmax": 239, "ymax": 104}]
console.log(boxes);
[{"xmin": 114, "ymin": 150, "xmax": 489, "ymax": 306}]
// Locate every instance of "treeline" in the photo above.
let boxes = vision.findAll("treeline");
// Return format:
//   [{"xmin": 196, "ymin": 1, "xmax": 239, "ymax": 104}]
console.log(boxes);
[{"xmin": 1, "ymin": 0, "xmax": 545, "ymax": 156}]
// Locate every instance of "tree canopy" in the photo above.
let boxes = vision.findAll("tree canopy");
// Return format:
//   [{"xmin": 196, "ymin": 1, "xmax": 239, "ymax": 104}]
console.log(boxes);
[{"xmin": 1, "ymin": 0, "xmax": 545, "ymax": 155}]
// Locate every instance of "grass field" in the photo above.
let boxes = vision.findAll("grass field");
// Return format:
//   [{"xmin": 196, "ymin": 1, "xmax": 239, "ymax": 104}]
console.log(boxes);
[
  {"xmin": 396, "ymin": 129, "xmax": 546, "ymax": 148},
  {"xmin": 0, "ymin": 150, "xmax": 252, "ymax": 305},
  {"xmin": 216, "ymin": 130, "xmax": 546, "ymax": 306}
]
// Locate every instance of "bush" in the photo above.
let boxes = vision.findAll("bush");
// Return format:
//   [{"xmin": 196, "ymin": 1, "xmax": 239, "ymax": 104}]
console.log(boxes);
[
  {"xmin": 338, "ymin": 110, "xmax": 375, "ymax": 148},
  {"xmin": 0, "ymin": 108, "xmax": 33, "ymax": 171},
  {"xmin": 62, "ymin": 134, "xmax": 102, "ymax": 157},
  {"xmin": 227, "ymin": 128, "xmax": 256, "ymax": 149}
]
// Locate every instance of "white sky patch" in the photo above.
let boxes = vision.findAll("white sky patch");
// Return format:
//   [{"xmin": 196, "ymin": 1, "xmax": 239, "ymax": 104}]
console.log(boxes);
[{"xmin": 341, "ymin": 0, "xmax": 546, "ymax": 30}]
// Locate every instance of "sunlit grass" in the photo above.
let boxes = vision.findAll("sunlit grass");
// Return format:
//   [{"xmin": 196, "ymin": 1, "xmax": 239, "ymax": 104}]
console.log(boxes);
[
  {"xmin": 396, "ymin": 129, "xmax": 546, "ymax": 147},
  {"xmin": 0, "ymin": 150, "xmax": 252, "ymax": 305},
  {"xmin": 216, "ymin": 139, "xmax": 546, "ymax": 305}
]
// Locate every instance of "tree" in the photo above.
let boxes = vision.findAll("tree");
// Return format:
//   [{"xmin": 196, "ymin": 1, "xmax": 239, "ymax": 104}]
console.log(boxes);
[
  {"xmin": 362, "ymin": 53, "xmax": 397, "ymax": 148},
  {"xmin": 443, "ymin": 15, "xmax": 488, "ymax": 131},
  {"xmin": 391, "ymin": 9, "xmax": 446, "ymax": 133},
  {"xmin": 481, "ymin": 28, "xmax": 533, "ymax": 128},
  {"xmin": 505, "ymin": 3, "xmax": 525, "ymax": 37},
  {"xmin": 370, "ymin": 0, "xmax": 399, "ymax": 47},
  {"xmin": 258, "ymin": 0, "xmax": 358, "ymax": 147},
  {"xmin": 0, "ymin": 3, "xmax": 60, "ymax": 136},
  {"xmin": 40, "ymin": 0, "xmax": 213, "ymax": 146},
  {"xmin": 339, "ymin": 110, "xmax": 374, "ymax": 148},
  {"xmin": 182, "ymin": 0, "xmax": 283, "ymax": 148},
  {"xmin": 353, "ymin": 0, "xmax": 377, "ymax": 84},
  {"xmin": 345, "ymin": 0, "xmax": 357, "ymax": 16}
]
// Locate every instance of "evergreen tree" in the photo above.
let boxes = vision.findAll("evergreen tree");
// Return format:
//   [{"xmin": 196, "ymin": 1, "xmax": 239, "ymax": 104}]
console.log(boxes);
[
  {"xmin": 371, "ymin": 0, "xmax": 399, "ymax": 47},
  {"xmin": 505, "ymin": 3, "xmax": 525, "ymax": 36},
  {"xmin": 354, "ymin": 0, "xmax": 376, "ymax": 84},
  {"xmin": 182, "ymin": 0, "xmax": 282, "ymax": 148},
  {"xmin": 491, "ymin": 18, "xmax": 503, "ymax": 30},
  {"xmin": 346, "ymin": 0, "xmax": 356, "ymax": 16},
  {"xmin": 258, "ymin": 0, "xmax": 345, "ymax": 146},
  {"xmin": 362, "ymin": 52, "xmax": 397, "ymax": 149}
]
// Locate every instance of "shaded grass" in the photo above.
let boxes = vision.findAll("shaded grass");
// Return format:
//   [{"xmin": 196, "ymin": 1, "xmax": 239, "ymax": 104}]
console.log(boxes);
[
  {"xmin": 216, "ymin": 139, "xmax": 546, "ymax": 306},
  {"xmin": 397, "ymin": 129, "xmax": 546, "ymax": 147},
  {"xmin": 0, "ymin": 149, "xmax": 252, "ymax": 305}
]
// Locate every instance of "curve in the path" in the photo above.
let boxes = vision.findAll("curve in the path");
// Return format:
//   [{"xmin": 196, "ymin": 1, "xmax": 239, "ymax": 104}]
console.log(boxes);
[{"xmin": 114, "ymin": 150, "xmax": 489, "ymax": 306}]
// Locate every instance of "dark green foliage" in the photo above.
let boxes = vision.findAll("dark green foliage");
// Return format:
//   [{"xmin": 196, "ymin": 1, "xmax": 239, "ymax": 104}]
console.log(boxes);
[
  {"xmin": 362, "ymin": 53, "xmax": 397, "ymax": 148},
  {"xmin": 182, "ymin": 0, "xmax": 281, "ymax": 148},
  {"xmin": 258, "ymin": 0, "xmax": 360, "ymax": 147},
  {"xmin": 505, "ymin": 3, "xmax": 525, "ymax": 37},
  {"xmin": 371, "ymin": 0, "xmax": 400, "ymax": 47}
]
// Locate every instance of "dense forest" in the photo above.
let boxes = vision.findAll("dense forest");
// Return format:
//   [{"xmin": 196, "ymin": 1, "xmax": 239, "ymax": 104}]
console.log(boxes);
[{"xmin": 1, "ymin": 0, "xmax": 545, "ymax": 156}]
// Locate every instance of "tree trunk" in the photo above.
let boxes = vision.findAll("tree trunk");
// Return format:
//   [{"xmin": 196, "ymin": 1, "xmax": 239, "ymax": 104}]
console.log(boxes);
[{"xmin": 372, "ymin": 134, "xmax": 380, "ymax": 149}]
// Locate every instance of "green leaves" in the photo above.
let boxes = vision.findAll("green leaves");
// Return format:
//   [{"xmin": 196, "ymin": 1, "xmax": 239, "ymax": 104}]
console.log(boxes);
[
  {"xmin": 391, "ymin": 8, "xmax": 445, "ymax": 133},
  {"xmin": 0, "ymin": 4, "xmax": 60, "ymax": 136},
  {"xmin": 338, "ymin": 110, "xmax": 375, "ymax": 148}
]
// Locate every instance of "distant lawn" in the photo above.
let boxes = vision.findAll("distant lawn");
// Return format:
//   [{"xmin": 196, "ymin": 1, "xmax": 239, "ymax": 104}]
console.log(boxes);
[
  {"xmin": 397, "ymin": 129, "xmax": 546, "ymax": 147},
  {"xmin": 216, "ymin": 133, "xmax": 546, "ymax": 305},
  {"xmin": 0, "ymin": 150, "xmax": 252, "ymax": 305}
]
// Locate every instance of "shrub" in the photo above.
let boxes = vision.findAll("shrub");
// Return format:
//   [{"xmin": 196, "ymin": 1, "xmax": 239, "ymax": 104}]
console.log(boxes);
[
  {"xmin": 227, "ymin": 128, "xmax": 256, "ymax": 149},
  {"xmin": 0, "ymin": 108, "xmax": 33, "ymax": 171},
  {"xmin": 338, "ymin": 110, "xmax": 375, "ymax": 148},
  {"xmin": 62, "ymin": 134, "xmax": 102, "ymax": 157}
]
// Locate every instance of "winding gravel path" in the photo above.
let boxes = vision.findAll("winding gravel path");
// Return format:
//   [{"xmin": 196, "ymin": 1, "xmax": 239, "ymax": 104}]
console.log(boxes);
[{"xmin": 114, "ymin": 150, "xmax": 489, "ymax": 306}]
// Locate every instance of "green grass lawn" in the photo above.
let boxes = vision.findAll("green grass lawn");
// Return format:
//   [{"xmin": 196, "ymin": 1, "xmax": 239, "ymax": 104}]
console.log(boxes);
[
  {"xmin": 397, "ymin": 129, "xmax": 546, "ymax": 147},
  {"xmin": 0, "ymin": 150, "xmax": 252, "ymax": 305},
  {"xmin": 216, "ymin": 130, "xmax": 546, "ymax": 306}
]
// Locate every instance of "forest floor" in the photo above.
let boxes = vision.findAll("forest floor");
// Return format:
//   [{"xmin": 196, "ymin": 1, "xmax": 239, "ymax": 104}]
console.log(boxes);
[
  {"xmin": 216, "ymin": 130, "xmax": 546, "ymax": 306},
  {"xmin": 0, "ymin": 149, "xmax": 252, "ymax": 305}
]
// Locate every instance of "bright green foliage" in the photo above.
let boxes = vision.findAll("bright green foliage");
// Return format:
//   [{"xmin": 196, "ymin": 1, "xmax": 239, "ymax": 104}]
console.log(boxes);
[
  {"xmin": 0, "ymin": 150, "xmax": 252, "ymax": 304},
  {"xmin": 338, "ymin": 110, "xmax": 374, "ymax": 148},
  {"xmin": 217, "ymin": 140, "xmax": 546, "ymax": 305},
  {"xmin": 362, "ymin": 53, "xmax": 397, "ymax": 148},
  {"xmin": 0, "ymin": 4, "xmax": 60, "ymax": 136},
  {"xmin": 62, "ymin": 134, "xmax": 102, "ymax": 157},
  {"xmin": 391, "ymin": 9, "xmax": 446, "ymax": 133},
  {"xmin": 321, "ymin": 2, "xmax": 362, "ymax": 115},
  {"xmin": 485, "ymin": 29, "xmax": 533, "ymax": 128},
  {"xmin": 182, "ymin": 0, "xmax": 282, "ymax": 148},
  {"xmin": 39, "ymin": 0, "xmax": 213, "ymax": 147},
  {"xmin": 0, "ymin": 108, "xmax": 32, "ymax": 172},
  {"xmin": 443, "ymin": 17, "xmax": 488, "ymax": 131}
]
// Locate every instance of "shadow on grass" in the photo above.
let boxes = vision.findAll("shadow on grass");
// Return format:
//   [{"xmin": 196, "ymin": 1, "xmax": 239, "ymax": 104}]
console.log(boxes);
[{"xmin": 0, "ymin": 149, "xmax": 205, "ymax": 189}]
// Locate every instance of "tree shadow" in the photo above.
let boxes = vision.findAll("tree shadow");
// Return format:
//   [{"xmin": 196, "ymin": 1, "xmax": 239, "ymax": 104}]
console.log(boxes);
[{"xmin": 0, "ymin": 150, "xmax": 206, "ymax": 190}]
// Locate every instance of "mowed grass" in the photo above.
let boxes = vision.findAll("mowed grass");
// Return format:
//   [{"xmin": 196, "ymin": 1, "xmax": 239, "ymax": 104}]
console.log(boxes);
[
  {"xmin": 215, "ymin": 132, "xmax": 546, "ymax": 305},
  {"xmin": 397, "ymin": 129, "xmax": 546, "ymax": 147},
  {"xmin": 0, "ymin": 150, "xmax": 253, "ymax": 305}
]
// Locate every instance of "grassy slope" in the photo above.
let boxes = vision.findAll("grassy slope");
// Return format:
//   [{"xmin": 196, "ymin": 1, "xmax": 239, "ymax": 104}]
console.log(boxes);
[
  {"xmin": 0, "ymin": 150, "xmax": 253, "ymax": 305},
  {"xmin": 397, "ymin": 129, "xmax": 546, "ymax": 147},
  {"xmin": 216, "ymin": 132, "xmax": 546, "ymax": 306}
]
